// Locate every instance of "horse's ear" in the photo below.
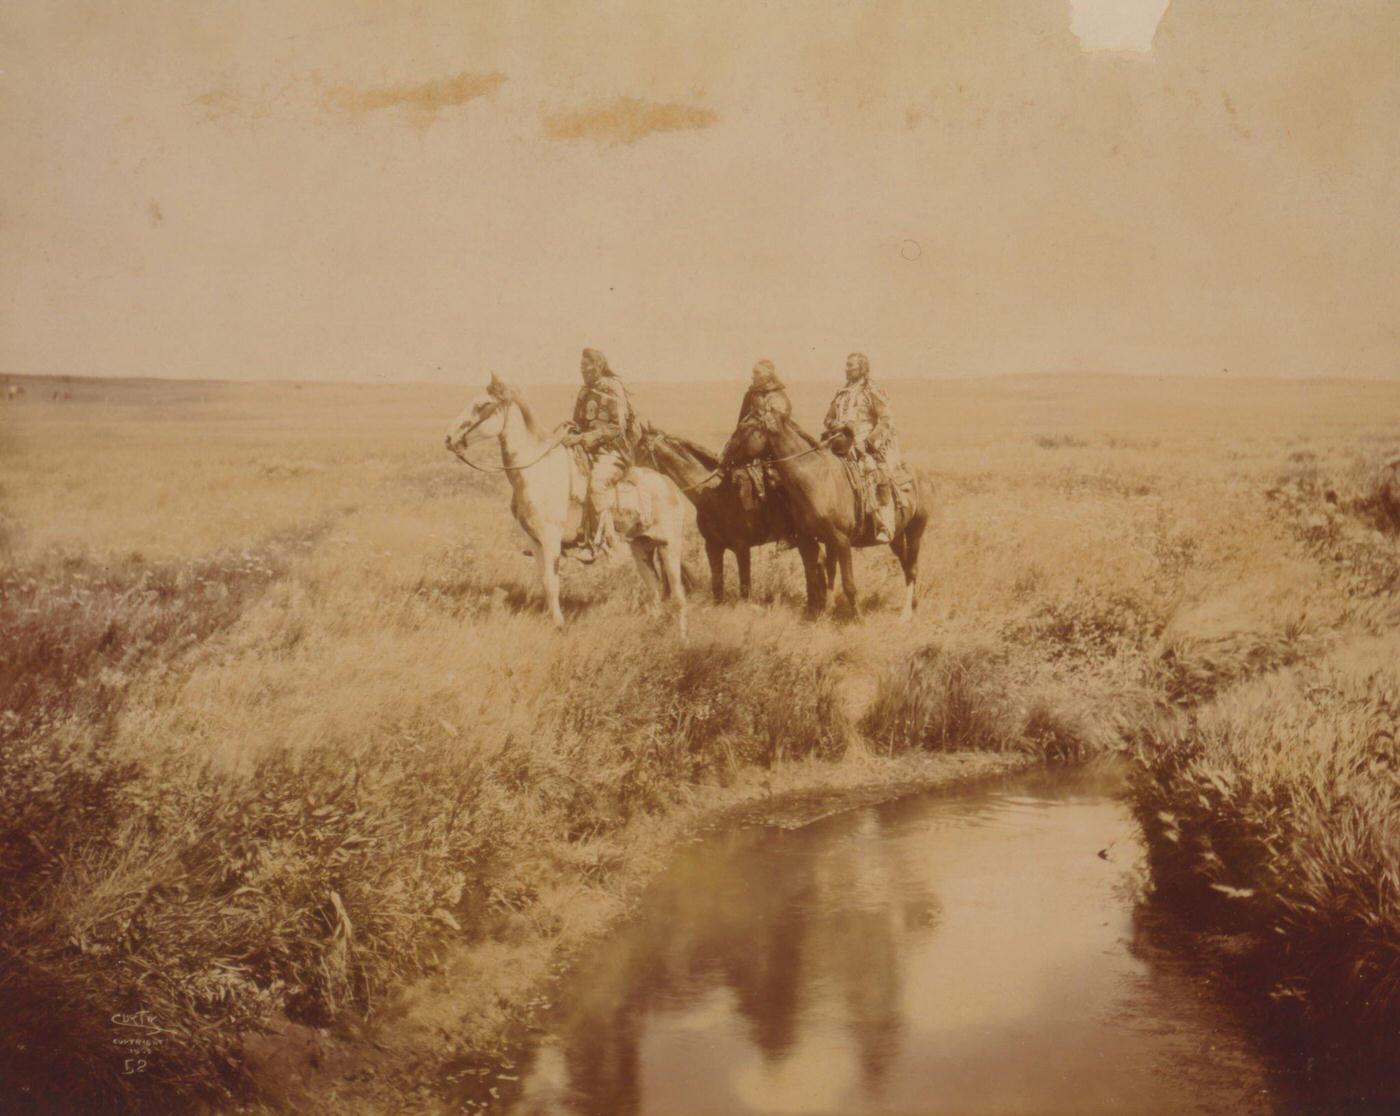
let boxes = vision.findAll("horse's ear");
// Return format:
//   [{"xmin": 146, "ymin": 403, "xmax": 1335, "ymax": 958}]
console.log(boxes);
[{"xmin": 486, "ymin": 372, "xmax": 507, "ymax": 399}]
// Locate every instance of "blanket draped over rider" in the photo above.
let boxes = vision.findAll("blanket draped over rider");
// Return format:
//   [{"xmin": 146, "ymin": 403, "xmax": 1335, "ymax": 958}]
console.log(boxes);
[{"xmin": 723, "ymin": 359, "xmax": 791, "ymax": 465}]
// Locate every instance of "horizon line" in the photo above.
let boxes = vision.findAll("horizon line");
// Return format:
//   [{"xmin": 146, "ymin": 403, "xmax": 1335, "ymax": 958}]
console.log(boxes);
[{"xmin": 5, "ymin": 368, "xmax": 1398, "ymax": 389}]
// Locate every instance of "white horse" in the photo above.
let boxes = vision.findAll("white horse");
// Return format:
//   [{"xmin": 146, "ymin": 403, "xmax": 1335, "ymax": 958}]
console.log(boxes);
[{"xmin": 445, "ymin": 375, "xmax": 688, "ymax": 636}]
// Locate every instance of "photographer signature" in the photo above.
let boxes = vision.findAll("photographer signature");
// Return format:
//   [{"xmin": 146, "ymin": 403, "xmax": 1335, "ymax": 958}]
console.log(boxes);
[{"xmin": 111, "ymin": 1009, "xmax": 171, "ymax": 1074}]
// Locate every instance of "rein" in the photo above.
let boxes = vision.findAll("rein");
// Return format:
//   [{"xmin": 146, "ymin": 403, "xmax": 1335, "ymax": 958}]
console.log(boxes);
[
  {"xmin": 639, "ymin": 426, "xmax": 838, "ymax": 489},
  {"xmin": 446, "ymin": 398, "xmax": 572, "ymax": 474},
  {"xmin": 763, "ymin": 429, "xmax": 839, "ymax": 465},
  {"xmin": 677, "ymin": 467, "xmax": 724, "ymax": 492}
]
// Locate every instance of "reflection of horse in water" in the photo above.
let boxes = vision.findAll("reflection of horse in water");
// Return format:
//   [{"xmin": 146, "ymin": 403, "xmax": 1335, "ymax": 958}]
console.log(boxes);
[
  {"xmin": 445, "ymin": 376, "xmax": 688, "ymax": 636},
  {"xmin": 730, "ymin": 410, "xmax": 933, "ymax": 621},
  {"xmin": 490, "ymin": 809, "xmax": 922, "ymax": 1116},
  {"xmin": 636, "ymin": 427, "xmax": 822, "ymax": 607}
]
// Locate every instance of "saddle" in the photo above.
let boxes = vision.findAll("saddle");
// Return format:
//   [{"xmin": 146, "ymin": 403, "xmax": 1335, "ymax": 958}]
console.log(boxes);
[{"xmin": 558, "ymin": 446, "xmax": 660, "ymax": 550}]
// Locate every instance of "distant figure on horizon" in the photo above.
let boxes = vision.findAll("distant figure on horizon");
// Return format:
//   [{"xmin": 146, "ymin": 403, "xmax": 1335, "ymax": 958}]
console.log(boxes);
[{"xmin": 823, "ymin": 353, "xmax": 903, "ymax": 543}]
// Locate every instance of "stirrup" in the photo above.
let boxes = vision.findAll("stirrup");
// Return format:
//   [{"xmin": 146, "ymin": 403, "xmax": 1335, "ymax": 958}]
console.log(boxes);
[
  {"xmin": 570, "ymin": 528, "xmax": 612, "ymax": 563},
  {"xmin": 562, "ymin": 535, "xmax": 599, "ymax": 563}
]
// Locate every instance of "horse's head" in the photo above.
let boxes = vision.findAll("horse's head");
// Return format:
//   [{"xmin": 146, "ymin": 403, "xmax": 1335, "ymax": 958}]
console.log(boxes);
[
  {"xmin": 825, "ymin": 426, "xmax": 855, "ymax": 458},
  {"xmin": 635, "ymin": 423, "xmax": 685, "ymax": 466},
  {"xmin": 726, "ymin": 409, "xmax": 785, "ymax": 466},
  {"xmin": 444, "ymin": 373, "xmax": 513, "ymax": 453},
  {"xmin": 637, "ymin": 425, "xmax": 721, "ymax": 479},
  {"xmin": 633, "ymin": 423, "xmax": 663, "ymax": 466}
]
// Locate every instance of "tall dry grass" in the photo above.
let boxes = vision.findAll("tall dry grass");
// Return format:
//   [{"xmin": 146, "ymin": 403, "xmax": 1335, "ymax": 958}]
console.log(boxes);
[
  {"xmin": 1126, "ymin": 447, "xmax": 1400, "ymax": 1085},
  {"xmin": 1130, "ymin": 636, "xmax": 1400, "ymax": 1065},
  {"xmin": 3, "ymin": 373, "xmax": 1400, "ymax": 1109}
]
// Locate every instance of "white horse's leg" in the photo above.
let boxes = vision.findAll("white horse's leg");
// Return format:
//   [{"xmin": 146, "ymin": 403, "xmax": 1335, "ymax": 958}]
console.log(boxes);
[
  {"xmin": 536, "ymin": 530, "xmax": 565, "ymax": 628},
  {"xmin": 629, "ymin": 538, "xmax": 663, "ymax": 607},
  {"xmin": 662, "ymin": 541, "xmax": 688, "ymax": 641}
]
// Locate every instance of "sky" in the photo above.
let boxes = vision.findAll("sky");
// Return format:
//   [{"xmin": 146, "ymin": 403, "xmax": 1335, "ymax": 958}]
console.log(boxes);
[{"xmin": 2, "ymin": 0, "xmax": 1397, "ymax": 383}]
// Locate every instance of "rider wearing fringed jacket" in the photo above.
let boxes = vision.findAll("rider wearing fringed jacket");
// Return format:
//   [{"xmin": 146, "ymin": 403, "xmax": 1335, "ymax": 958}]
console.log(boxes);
[{"xmin": 562, "ymin": 347, "xmax": 636, "ymax": 561}]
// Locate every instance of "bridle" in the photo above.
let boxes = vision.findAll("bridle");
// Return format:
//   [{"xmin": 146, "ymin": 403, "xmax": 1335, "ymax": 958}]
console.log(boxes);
[
  {"xmin": 445, "ymin": 396, "xmax": 570, "ymax": 474},
  {"xmin": 638, "ymin": 424, "xmax": 839, "ymax": 492}
]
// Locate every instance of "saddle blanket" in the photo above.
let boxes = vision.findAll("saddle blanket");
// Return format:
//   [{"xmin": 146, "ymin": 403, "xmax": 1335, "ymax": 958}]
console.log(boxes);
[
  {"xmin": 839, "ymin": 456, "xmax": 915, "ymax": 528},
  {"xmin": 610, "ymin": 471, "xmax": 658, "ymax": 537},
  {"xmin": 735, "ymin": 464, "xmax": 770, "ymax": 513},
  {"xmin": 559, "ymin": 451, "xmax": 658, "ymax": 547}
]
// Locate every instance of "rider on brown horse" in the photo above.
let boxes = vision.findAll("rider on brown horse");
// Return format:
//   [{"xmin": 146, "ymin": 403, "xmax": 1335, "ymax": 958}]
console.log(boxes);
[
  {"xmin": 722, "ymin": 359, "xmax": 791, "ymax": 465},
  {"xmin": 823, "ymin": 352, "xmax": 903, "ymax": 543},
  {"xmin": 561, "ymin": 347, "xmax": 638, "ymax": 561}
]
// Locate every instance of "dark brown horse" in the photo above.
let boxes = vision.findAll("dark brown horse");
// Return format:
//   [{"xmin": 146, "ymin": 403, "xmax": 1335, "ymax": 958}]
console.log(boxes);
[
  {"xmin": 636, "ymin": 427, "xmax": 828, "ymax": 610},
  {"xmin": 730, "ymin": 412, "xmax": 932, "ymax": 620}
]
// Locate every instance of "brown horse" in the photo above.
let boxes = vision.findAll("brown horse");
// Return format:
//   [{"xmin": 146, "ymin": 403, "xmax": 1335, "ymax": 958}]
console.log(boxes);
[
  {"xmin": 635, "ymin": 427, "xmax": 828, "ymax": 610},
  {"xmin": 730, "ymin": 412, "xmax": 932, "ymax": 621}
]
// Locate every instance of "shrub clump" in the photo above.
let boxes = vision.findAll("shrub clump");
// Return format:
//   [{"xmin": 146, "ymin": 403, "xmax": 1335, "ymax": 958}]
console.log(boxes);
[
  {"xmin": 1266, "ymin": 452, "xmax": 1400, "ymax": 596},
  {"xmin": 859, "ymin": 641, "xmax": 1113, "ymax": 762}
]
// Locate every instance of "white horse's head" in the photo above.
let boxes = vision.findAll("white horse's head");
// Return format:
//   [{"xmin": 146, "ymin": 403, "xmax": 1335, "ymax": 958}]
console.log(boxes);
[{"xmin": 445, "ymin": 374, "xmax": 513, "ymax": 453}]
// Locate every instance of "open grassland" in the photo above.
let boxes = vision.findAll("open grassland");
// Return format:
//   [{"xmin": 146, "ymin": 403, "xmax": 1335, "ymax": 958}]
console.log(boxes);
[{"xmin": 2, "ymin": 373, "xmax": 1399, "ymax": 1112}]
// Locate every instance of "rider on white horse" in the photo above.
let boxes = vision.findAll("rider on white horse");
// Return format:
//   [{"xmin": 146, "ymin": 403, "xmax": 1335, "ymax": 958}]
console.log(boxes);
[{"xmin": 561, "ymin": 347, "xmax": 638, "ymax": 562}]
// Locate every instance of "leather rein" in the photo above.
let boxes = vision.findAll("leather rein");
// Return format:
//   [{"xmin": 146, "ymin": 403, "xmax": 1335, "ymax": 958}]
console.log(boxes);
[
  {"xmin": 446, "ymin": 397, "xmax": 572, "ymax": 474},
  {"xmin": 638, "ymin": 427, "xmax": 838, "ymax": 493}
]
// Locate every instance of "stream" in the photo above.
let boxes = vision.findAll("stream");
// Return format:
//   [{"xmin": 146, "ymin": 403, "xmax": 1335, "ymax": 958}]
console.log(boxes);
[{"xmin": 476, "ymin": 764, "xmax": 1297, "ymax": 1115}]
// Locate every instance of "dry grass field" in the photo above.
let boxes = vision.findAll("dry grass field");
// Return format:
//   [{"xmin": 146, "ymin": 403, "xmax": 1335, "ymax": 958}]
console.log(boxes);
[{"xmin": 3, "ymin": 372, "xmax": 1399, "ymax": 1112}]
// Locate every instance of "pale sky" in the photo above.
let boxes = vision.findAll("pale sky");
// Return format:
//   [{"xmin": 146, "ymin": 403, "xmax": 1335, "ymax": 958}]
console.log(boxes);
[
  {"xmin": 1071, "ymin": 0, "xmax": 1172, "ymax": 53},
  {"xmin": 2, "ymin": 0, "xmax": 1397, "ymax": 383}
]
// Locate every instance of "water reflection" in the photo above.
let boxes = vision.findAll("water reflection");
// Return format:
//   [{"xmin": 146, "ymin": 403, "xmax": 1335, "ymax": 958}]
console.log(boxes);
[{"xmin": 494, "ymin": 768, "xmax": 1286, "ymax": 1116}]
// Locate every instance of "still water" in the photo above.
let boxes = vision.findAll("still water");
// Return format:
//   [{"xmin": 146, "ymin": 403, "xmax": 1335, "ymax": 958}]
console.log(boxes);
[{"xmin": 495, "ymin": 766, "xmax": 1287, "ymax": 1116}]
